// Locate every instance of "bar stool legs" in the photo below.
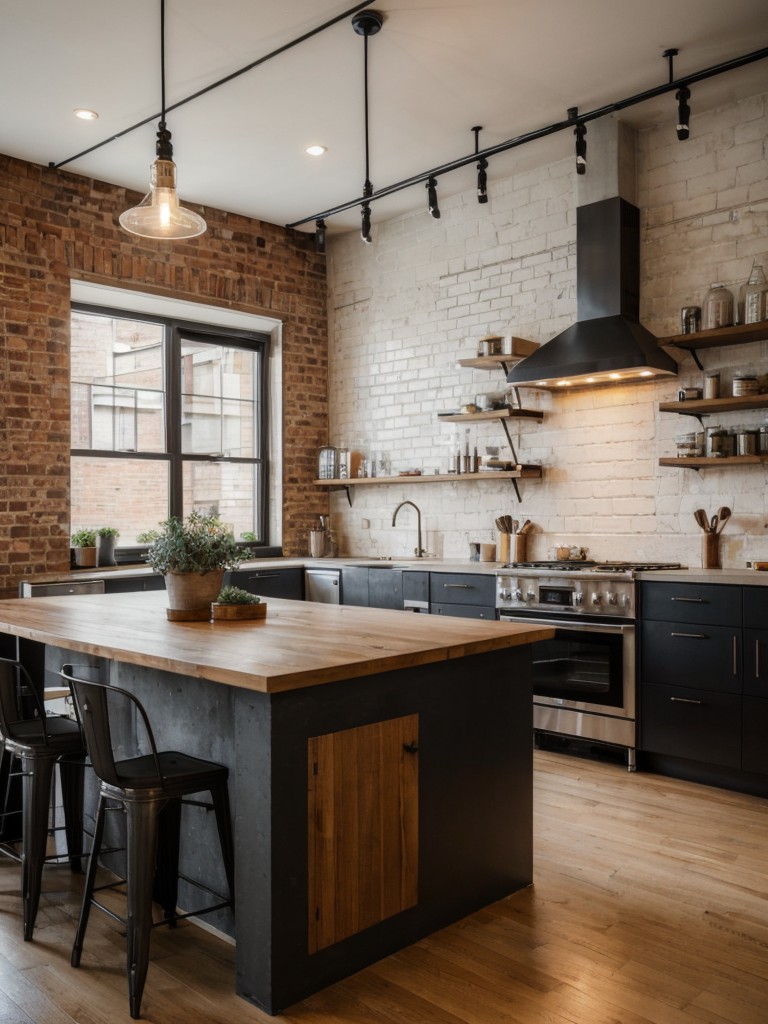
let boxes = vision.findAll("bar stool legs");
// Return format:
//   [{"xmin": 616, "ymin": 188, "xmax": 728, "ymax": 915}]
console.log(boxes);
[
  {"xmin": 20, "ymin": 750, "xmax": 85, "ymax": 941},
  {"xmin": 125, "ymin": 795, "xmax": 162, "ymax": 1020}
]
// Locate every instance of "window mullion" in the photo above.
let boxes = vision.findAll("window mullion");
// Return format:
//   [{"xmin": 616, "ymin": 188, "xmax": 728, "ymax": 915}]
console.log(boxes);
[{"xmin": 167, "ymin": 325, "xmax": 183, "ymax": 518}]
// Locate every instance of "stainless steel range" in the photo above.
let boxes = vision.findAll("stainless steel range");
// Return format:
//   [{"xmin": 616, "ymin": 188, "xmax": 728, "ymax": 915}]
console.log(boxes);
[{"xmin": 495, "ymin": 560, "xmax": 683, "ymax": 769}]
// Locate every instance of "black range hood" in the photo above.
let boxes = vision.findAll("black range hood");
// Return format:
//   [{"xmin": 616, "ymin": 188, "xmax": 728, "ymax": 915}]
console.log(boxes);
[{"xmin": 506, "ymin": 196, "xmax": 678, "ymax": 389}]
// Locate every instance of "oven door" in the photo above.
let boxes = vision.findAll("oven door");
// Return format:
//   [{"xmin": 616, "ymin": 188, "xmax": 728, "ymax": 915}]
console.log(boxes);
[{"xmin": 500, "ymin": 614, "xmax": 635, "ymax": 719}]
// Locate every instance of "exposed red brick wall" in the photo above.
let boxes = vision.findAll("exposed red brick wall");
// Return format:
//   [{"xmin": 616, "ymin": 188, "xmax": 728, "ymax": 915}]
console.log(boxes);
[{"xmin": 0, "ymin": 153, "xmax": 329, "ymax": 595}]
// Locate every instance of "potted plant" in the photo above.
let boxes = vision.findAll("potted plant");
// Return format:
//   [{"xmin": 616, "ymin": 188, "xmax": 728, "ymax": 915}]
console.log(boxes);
[
  {"xmin": 97, "ymin": 526, "xmax": 120, "ymax": 567},
  {"xmin": 211, "ymin": 585, "xmax": 266, "ymax": 621},
  {"xmin": 144, "ymin": 512, "xmax": 249, "ymax": 620},
  {"xmin": 71, "ymin": 528, "xmax": 98, "ymax": 568}
]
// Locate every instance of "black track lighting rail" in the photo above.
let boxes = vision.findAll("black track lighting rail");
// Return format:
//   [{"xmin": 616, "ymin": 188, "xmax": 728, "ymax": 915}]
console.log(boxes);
[
  {"xmin": 288, "ymin": 45, "xmax": 768, "ymax": 229},
  {"xmin": 49, "ymin": 0, "xmax": 378, "ymax": 171}
]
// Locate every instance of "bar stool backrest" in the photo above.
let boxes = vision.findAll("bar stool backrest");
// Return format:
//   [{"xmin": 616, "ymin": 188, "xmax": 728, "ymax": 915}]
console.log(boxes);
[
  {"xmin": 60, "ymin": 665, "xmax": 165, "ymax": 790},
  {"xmin": 0, "ymin": 657, "xmax": 47, "ymax": 745}
]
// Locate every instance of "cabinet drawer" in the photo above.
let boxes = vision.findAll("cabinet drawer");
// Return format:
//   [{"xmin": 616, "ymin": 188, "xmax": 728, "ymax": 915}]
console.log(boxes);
[
  {"xmin": 744, "ymin": 587, "xmax": 768, "ymax": 628},
  {"xmin": 640, "ymin": 582, "xmax": 741, "ymax": 626},
  {"xmin": 742, "ymin": 695, "xmax": 768, "ymax": 775},
  {"xmin": 641, "ymin": 684, "xmax": 741, "ymax": 768},
  {"xmin": 429, "ymin": 573, "xmax": 495, "ymax": 607},
  {"xmin": 430, "ymin": 602, "xmax": 496, "ymax": 620},
  {"xmin": 641, "ymin": 620, "xmax": 741, "ymax": 692},
  {"xmin": 226, "ymin": 567, "xmax": 303, "ymax": 600}
]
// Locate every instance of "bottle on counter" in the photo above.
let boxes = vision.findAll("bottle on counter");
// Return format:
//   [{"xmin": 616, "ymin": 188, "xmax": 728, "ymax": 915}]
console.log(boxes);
[{"xmin": 702, "ymin": 283, "xmax": 733, "ymax": 330}]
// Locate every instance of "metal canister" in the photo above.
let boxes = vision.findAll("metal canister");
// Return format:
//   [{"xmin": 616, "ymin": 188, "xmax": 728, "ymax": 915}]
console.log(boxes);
[
  {"xmin": 705, "ymin": 426, "xmax": 727, "ymax": 457},
  {"xmin": 680, "ymin": 306, "xmax": 701, "ymax": 334},
  {"xmin": 736, "ymin": 429, "xmax": 758, "ymax": 456},
  {"xmin": 759, "ymin": 425, "xmax": 768, "ymax": 455},
  {"xmin": 703, "ymin": 372, "xmax": 720, "ymax": 399}
]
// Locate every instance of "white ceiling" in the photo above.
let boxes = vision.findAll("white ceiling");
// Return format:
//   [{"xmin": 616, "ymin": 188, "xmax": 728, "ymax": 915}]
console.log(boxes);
[{"xmin": 2, "ymin": 0, "xmax": 767, "ymax": 237}]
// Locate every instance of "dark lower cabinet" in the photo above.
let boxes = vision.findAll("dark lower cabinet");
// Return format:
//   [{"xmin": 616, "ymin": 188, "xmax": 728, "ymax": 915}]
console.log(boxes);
[
  {"xmin": 431, "ymin": 602, "xmax": 496, "ymax": 619},
  {"xmin": 341, "ymin": 567, "xmax": 370, "ymax": 607},
  {"xmin": 226, "ymin": 567, "xmax": 303, "ymax": 600},
  {"xmin": 742, "ymin": 696, "xmax": 768, "ymax": 775},
  {"xmin": 638, "ymin": 581, "xmax": 768, "ymax": 794},
  {"xmin": 429, "ymin": 573, "xmax": 496, "ymax": 619},
  {"xmin": 641, "ymin": 683, "xmax": 741, "ymax": 769},
  {"xmin": 104, "ymin": 574, "xmax": 166, "ymax": 593},
  {"xmin": 368, "ymin": 568, "xmax": 404, "ymax": 610}
]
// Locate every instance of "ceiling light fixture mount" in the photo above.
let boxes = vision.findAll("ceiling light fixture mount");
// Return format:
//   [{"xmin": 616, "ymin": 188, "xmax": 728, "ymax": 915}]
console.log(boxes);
[
  {"xmin": 119, "ymin": 0, "xmax": 206, "ymax": 240},
  {"xmin": 664, "ymin": 49, "xmax": 691, "ymax": 140},
  {"xmin": 352, "ymin": 9, "xmax": 383, "ymax": 243}
]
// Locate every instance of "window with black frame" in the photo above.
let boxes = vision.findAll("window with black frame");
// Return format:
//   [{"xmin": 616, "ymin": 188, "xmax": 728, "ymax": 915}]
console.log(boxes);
[{"xmin": 70, "ymin": 306, "xmax": 268, "ymax": 553}]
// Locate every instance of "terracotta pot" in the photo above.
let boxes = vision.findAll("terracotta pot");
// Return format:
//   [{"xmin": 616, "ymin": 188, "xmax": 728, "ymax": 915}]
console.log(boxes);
[
  {"xmin": 74, "ymin": 546, "xmax": 98, "ymax": 567},
  {"xmin": 165, "ymin": 570, "xmax": 225, "ymax": 615}
]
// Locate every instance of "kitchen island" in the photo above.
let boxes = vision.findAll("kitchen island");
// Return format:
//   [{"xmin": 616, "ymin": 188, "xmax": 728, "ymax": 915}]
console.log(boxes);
[{"xmin": 0, "ymin": 591, "xmax": 551, "ymax": 1014}]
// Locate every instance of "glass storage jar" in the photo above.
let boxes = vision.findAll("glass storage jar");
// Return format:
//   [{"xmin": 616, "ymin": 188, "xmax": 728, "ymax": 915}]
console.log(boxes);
[
  {"xmin": 744, "ymin": 263, "xmax": 768, "ymax": 324},
  {"xmin": 702, "ymin": 283, "xmax": 734, "ymax": 330}
]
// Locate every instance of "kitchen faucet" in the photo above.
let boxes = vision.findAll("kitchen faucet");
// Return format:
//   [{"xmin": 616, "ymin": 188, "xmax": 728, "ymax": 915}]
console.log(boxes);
[{"xmin": 392, "ymin": 500, "xmax": 425, "ymax": 558}]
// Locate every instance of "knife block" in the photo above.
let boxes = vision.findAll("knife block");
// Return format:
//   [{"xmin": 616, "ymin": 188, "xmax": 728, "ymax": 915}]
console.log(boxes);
[{"xmin": 702, "ymin": 532, "xmax": 720, "ymax": 569}]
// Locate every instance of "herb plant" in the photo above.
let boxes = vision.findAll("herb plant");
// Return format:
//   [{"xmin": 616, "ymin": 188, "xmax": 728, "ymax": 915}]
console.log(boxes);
[
  {"xmin": 144, "ymin": 512, "xmax": 250, "ymax": 575},
  {"xmin": 216, "ymin": 585, "xmax": 261, "ymax": 605}
]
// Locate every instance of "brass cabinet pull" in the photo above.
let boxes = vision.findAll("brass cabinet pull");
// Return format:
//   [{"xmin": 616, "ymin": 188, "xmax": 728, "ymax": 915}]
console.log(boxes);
[
  {"xmin": 669, "ymin": 631, "xmax": 708, "ymax": 639},
  {"xmin": 670, "ymin": 596, "xmax": 705, "ymax": 603},
  {"xmin": 670, "ymin": 696, "xmax": 704, "ymax": 705}
]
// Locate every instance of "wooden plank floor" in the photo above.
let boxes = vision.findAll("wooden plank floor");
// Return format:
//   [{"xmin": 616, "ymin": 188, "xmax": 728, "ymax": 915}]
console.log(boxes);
[{"xmin": 1, "ymin": 751, "xmax": 767, "ymax": 1024}]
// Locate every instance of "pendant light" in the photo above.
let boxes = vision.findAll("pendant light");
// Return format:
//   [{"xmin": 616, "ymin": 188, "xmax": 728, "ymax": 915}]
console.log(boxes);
[
  {"xmin": 352, "ymin": 10, "xmax": 383, "ymax": 244},
  {"xmin": 119, "ymin": 0, "xmax": 206, "ymax": 240},
  {"xmin": 569, "ymin": 107, "xmax": 587, "ymax": 175},
  {"xmin": 472, "ymin": 126, "xmax": 489, "ymax": 204},
  {"xmin": 664, "ymin": 48, "xmax": 691, "ymax": 141}
]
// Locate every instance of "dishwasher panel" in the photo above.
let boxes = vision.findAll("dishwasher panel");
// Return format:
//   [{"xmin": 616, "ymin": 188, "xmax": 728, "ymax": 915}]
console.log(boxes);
[{"xmin": 304, "ymin": 569, "xmax": 341, "ymax": 604}]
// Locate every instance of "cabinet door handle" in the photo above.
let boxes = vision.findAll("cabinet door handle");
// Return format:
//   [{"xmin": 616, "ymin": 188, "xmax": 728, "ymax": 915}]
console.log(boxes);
[
  {"xmin": 248, "ymin": 573, "xmax": 280, "ymax": 580},
  {"xmin": 757, "ymin": 639, "xmax": 761, "ymax": 679},
  {"xmin": 733, "ymin": 635, "xmax": 738, "ymax": 676},
  {"xmin": 443, "ymin": 583, "xmax": 472, "ymax": 589},
  {"xmin": 670, "ymin": 596, "xmax": 705, "ymax": 603},
  {"xmin": 670, "ymin": 696, "xmax": 704, "ymax": 705},
  {"xmin": 669, "ymin": 631, "xmax": 708, "ymax": 639}
]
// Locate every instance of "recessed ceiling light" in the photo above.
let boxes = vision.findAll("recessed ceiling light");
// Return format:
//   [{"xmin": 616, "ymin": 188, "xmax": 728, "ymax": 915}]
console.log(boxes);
[
  {"xmin": 305, "ymin": 145, "xmax": 327, "ymax": 157},
  {"xmin": 74, "ymin": 108, "xmax": 99, "ymax": 121}
]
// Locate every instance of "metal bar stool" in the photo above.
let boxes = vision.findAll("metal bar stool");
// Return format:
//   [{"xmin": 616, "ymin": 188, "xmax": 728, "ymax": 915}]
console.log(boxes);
[
  {"xmin": 0, "ymin": 657, "xmax": 86, "ymax": 940},
  {"xmin": 60, "ymin": 665, "xmax": 235, "ymax": 1020}
]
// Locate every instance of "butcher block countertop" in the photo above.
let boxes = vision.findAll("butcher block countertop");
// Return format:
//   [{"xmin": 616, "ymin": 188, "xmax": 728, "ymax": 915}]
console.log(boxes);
[{"xmin": 0, "ymin": 590, "xmax": 552, "ymax": 694}]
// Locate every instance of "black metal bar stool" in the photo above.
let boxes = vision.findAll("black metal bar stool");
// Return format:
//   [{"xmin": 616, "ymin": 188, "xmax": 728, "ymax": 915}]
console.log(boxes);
[
  {"xmin": 60, "ymin": 665, "xmax": 235, "ymax": 1020},
  {"xmin": 0, "ymin": 657, "xmax": 86, "ymax": 940}
]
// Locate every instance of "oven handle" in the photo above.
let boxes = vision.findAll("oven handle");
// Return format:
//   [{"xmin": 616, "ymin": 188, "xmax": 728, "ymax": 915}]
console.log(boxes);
[{"xmin": 498, "ymin": 614, "xmax": 633, "ymax": 635}]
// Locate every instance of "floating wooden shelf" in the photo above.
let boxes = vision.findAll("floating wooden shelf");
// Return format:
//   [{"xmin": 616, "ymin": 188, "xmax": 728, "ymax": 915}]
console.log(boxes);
[
  {"xmin": 658, "ymin": 322, "xmax": 768, "ymax": 352},
  {"xmin": 659, "ymin": 455, "xmax": 768, "ymax": 469},
  {"xmin": 659, "ymin": 394, "xmax": 768, "ymax": 416},
  {"xmin": 456, "ymin": 337, "xmax": 539, "ymax": 370},
  {"xmin": 314, "ymin": 467, "xmax": 542, "ymax": 488},
  {"xmin": 437, "ymin": 407, "xmax": 544, "ymax": 423}
]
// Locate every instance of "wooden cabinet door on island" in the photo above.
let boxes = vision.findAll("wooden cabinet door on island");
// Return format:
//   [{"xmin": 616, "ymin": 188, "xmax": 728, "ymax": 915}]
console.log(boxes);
[{"xmin": 307, "ymin": 714, "xmax": 419, "ymax": 954}]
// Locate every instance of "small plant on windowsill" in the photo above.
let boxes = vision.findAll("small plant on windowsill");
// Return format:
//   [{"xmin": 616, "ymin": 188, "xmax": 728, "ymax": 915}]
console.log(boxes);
[
  {"xmin": 71, "ymin": 529, "xmax": 98, "ymax": 568},
  {"xmin": 212, "ymin": 585, "xmax": 266, "ymax": 622},
  {"xmin": 97, "ymin": 526, "xmax": 120, "ymax": 567}
]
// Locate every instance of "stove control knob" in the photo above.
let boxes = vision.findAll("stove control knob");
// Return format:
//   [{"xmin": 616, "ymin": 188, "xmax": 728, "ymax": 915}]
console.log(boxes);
[
  {"xmin": 525, "ymin": 589, "xmax": 536, "ymax": 602},
  {"xmin": 498, "ymin": 587, "xmax": 510, "ymax": 600},
  {"xmin": 573, "ymin": 591, "xmax": 584, "ymax": 606},
  {"xmin": 605, "ymin": 591, "xmax": 617, "ymax": 606},
  {"xmin": 591, "ymin": 592, "xmax": 602, "ymax": 607},
  {"xmin": 512, "ymin": 587, "xmax": 523, "ymax": 601},
  {"xmin": 620, "ymin": 593, "xmax": 632, "ymax": 609}
]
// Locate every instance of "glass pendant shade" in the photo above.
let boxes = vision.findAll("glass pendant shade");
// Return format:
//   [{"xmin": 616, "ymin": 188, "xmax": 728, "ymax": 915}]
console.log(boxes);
[{"xmin": 119, "ymin": 158, "xmax": 206, "ymax": 239}]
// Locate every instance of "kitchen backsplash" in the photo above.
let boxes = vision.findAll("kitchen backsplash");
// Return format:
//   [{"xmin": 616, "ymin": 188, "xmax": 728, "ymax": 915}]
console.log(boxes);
[{"xmin": 325, "ymin": 92, "xmax": 768, "ymax": 569}]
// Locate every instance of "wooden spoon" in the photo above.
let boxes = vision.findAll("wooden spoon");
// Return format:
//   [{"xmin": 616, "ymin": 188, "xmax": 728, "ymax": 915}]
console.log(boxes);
[
  {"xmin": 693, "ymin": 508, "xmax": 710, "ymax": 533},
  {"xmin": 715, "ymin": 507, "xmax": 731, "ymax": 533}
]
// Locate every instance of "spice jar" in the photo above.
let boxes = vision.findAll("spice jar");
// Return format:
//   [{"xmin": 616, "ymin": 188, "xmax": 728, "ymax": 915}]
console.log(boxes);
[
  {"xmin": 732, "ymin": 374, "xmax": 760, "ymax": 397},
  {"xmin": 703, "ymin": 372, "xmax": 720, "ymax": 399},
  {"xmin": 702, "ymin": 283, "xmax": 734, "ymax": 330}
]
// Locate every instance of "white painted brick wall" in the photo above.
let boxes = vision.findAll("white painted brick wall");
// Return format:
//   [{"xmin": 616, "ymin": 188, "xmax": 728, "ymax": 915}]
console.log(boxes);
[{"xmin": 326, "ymin": 92, "xmax": 768, "ymax": 569}]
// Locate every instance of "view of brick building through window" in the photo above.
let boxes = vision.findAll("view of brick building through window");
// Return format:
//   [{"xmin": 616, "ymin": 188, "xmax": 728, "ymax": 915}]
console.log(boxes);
[{"xmin": 70, "ymin": 310, "xmax": 264, "ymax": 548}]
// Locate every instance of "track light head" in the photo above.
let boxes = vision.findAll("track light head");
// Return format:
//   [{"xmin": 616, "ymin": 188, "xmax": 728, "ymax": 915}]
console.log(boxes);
[
  {"xmin": 476, "ymin": 157, "xmax": 488, "ymax": 204},
  {"xmin": 676, "ymin": 85, "xmax": 691, "ymax": 140},
  {"xmin": 426, "ymin": 176, "xmax": 441, "ymax": 219},
  {"xmin": 315, "ymin": 219, "xmax": 326, "ymax": 254},
  {"xmin": 574, "ymin": 120, "xmax": 587, "ymax": 175},
  {"xmin": 361, "ymin": 202, "xmax": 372, "ymax": 243}
]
